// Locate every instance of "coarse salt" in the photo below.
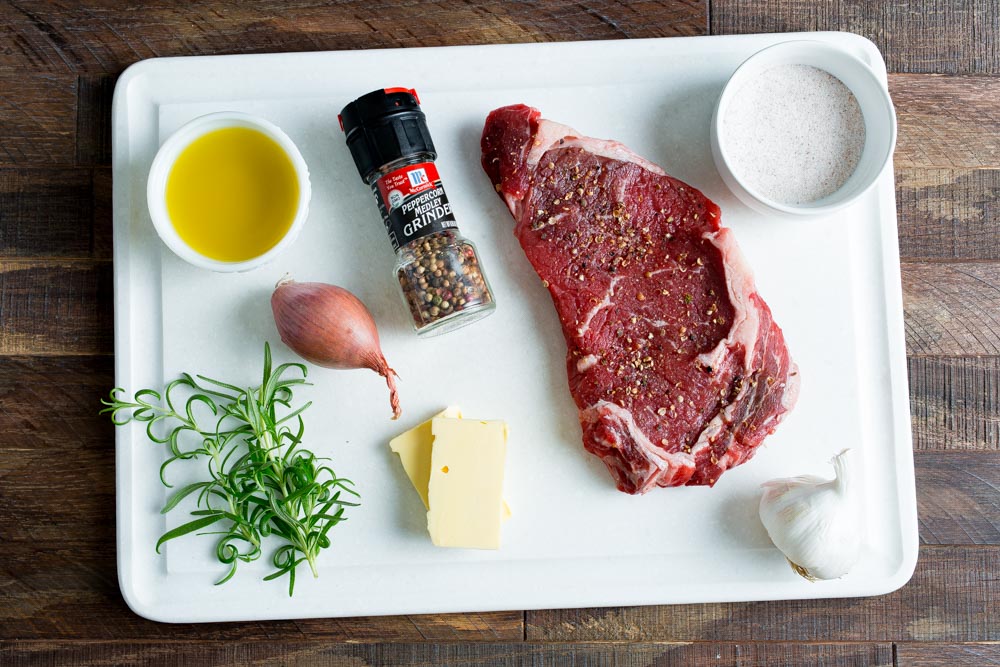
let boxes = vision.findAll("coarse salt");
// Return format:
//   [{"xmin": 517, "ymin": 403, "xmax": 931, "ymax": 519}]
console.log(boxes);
[{"xmin": 723, "ymin": 64, "xmax": 865, "ymax": 205}]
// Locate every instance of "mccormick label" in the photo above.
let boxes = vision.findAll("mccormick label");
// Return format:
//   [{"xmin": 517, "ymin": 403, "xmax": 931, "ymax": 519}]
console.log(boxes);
[{"xmin": 373, "ymin": 162, "xmax": 457, "ymax": 250}]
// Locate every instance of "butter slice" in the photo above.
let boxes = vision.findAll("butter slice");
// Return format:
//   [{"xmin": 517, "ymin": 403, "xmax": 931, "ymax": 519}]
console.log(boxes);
[
  {"xmin": 389, "ymin": 408, "xmax": 511, "ymax": 521},
  {"xmin": 427, "ymin": 418, "xmax": 507, "ymax": 549},
  {"xmin": 389, "ymin": 407, "xmax": 462, "ymax": 509}
]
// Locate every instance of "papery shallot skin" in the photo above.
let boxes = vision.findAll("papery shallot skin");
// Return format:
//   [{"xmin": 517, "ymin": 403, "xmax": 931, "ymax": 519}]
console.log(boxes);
[{"xmin": 481, "ymin": 104, "xmax": 799, "ymax": 494}]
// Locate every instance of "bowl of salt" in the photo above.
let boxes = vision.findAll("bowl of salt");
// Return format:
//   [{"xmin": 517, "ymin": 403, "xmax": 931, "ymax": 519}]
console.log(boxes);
[{"xmin": 710, "ymin": 39, "xmax": 896, "ymax": 218}]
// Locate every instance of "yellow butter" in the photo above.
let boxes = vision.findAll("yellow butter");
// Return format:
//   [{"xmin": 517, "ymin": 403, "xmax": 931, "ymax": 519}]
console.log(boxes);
[
  {"xmin": 389, "ymin": 407, "xmax": 461, "ymax": 509},
  {"xmin": 427, "ymin": 418, "xmax": 507, "ymax": 550},
  {"xmin": 389, "ymin": 408, "xmax": 511, "ymax": 520}
]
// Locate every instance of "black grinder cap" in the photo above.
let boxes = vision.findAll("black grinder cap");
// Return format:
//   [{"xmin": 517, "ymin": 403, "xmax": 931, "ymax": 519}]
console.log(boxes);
[{"xmin": 339, "ymin": 88, "xmax": 436, "ymax": 182}]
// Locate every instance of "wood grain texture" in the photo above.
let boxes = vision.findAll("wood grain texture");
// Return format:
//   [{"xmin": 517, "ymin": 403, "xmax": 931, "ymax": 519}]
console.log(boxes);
[
  {"xmin": 903, "ymin": 263, "xmax": 1000, "ymax": 357},
  {"xmin": 0, "ymin": 538, "xmax": 523, "ymax": 641},
  {"xmin": 92, "ymin": 168, "xmax": 112, "ymax": 259},
  {"xmin": 898, "ymin": 642, "xmax": 1000, "ymax": 666},
  {"xmin": 891, "ymin": 75, "xmax": 1000, "ymax": 170},
  {"xmin": 0, "ymin": 356, "xmax": 115, "ymax": 538},
  {"xmin": 710, "ymin": 0, "xmax": 1000, "ymax": 74},
  {"xmin": 910, "ymin": 357, "xmax": 1000, "ymax": 451},
  {"xmin": 0, "ymin": 641, "xmax": 894, "ymax": 666},
  {"xmin": 0, "ymin": 0, "xmax": 707, "ymax": 73},
  {"xmin": 0, "ymin": 169, "xmax": 96, "ymax": 257},
  {"xmin": 897, "ymin": 169, "xmax": 1000, "ymax": 261},
  {"xmin": 0, "ymin": 260, "xmax": 113, "ymax": 355},
  {"xmin": 76, "ymin": 75, "xmax": 114, "ymax": 166},
  {"xmin": 0, "ymin": 73, "xmax": 77, "ymax": 166},
  {"xmin": 916, "ymin": 452, "xmax": 1000, "ymax": 544},
  {"xmin": 527, "ymin": 546, "xmax": 999, "ymax": 642}
]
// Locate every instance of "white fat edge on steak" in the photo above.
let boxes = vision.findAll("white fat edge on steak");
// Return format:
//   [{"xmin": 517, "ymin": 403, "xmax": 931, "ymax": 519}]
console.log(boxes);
[
  {"xmin": 777, "ymin": 347, "xmax": 802, "ymax": 411},
  {"xmin": 680, "ymin": 228, "xmax": 760, "ymax": 461},
  {"xmin": 687, "ymin": 398, "xmax": 748, "ymax": 469},
  {"xmin": 696, "ymin": 225, "xmax": 801, "ymax": 414},
  {"xmin": 581, "ymin": 400, "xmax": 695, "ymax": 492},
  {"xmin": 504, "ymin": 118, "xmax": 667, "ymax": 220},
  {"xmin": 687, "ymin": 229, "xmax": 801, "ymax": 460},
  {"xmin": 695, "ymin": 227, "xmax": 761, "ymax": 374},
  {"xmin": 689, "ymin": 359, "xmax": 800, "ymax": 471}
]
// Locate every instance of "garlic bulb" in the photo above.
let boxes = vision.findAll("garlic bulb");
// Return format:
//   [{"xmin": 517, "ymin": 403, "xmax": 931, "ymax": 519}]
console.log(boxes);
[{"xmin": 758, "ymin": 449, "xmax": 860, "ymax": 581}]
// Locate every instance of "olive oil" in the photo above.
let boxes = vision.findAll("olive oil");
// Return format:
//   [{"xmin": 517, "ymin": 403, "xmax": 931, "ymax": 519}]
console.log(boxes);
[{"xmin": 166, "ymin": 127, "xmax": 300, "ymax": 262}]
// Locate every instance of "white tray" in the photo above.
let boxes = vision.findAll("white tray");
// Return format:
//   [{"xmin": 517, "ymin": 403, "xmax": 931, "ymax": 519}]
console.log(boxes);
[{"xmin": 111, "ymin": 32, "xmax": 917, "ymax": 623}]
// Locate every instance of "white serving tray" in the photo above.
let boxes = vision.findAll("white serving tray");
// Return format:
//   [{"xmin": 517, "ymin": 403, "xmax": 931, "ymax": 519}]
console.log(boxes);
[{"xmin": 111, "ymin": 32, "xmax": 917, "ymax": 623}]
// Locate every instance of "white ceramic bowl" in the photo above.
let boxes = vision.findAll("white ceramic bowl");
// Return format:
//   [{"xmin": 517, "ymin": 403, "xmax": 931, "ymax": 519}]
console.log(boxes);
[
  {"xmin": 710, "ymin": 40, "xmax": 896, "ymax": 218},
  {"xmin": 147, "ymin": 111, "xmax": 311, "ymax": 272}
]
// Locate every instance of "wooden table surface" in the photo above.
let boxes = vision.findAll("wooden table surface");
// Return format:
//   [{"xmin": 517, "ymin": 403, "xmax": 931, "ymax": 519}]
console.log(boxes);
[{"xmin": 1, "ymin": 1, "xmax": 998, "ymax": 665}]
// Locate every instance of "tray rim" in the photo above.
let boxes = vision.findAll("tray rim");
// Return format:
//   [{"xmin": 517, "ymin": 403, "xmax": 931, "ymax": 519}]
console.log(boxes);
[{"xmin": 111, "ymin": 31, "xmax": 918, "ymax": 623}]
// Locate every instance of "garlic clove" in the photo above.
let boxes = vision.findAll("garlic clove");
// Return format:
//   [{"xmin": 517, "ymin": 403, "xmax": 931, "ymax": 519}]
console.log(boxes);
[{"xmin": 758, "ymin": 449, "xmax": 861, "ymax": 581}]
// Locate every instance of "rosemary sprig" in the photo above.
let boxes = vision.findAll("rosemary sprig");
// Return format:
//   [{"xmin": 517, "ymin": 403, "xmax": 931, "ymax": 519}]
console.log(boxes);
[{"xmin": 101, "ymin": 342, "xmax": 359, "ymax": 595}]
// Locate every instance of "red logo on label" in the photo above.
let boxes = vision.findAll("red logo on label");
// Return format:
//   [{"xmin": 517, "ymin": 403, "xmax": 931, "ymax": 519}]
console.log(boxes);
[{"xmin": 377, "ymin": 162, "xmax": 440, "ymax": 210}]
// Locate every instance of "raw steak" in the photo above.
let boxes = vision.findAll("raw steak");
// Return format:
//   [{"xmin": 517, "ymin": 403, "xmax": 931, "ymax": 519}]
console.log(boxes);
[{"xmin": 481, "ymin": 104, "xmax": 799, "ymax": 494}]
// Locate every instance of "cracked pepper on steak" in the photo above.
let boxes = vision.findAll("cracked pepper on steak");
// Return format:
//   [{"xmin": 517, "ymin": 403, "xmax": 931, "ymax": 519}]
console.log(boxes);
[{"xmin": 481, "ymin": 104, "xmax": 800, "ymax": 494}]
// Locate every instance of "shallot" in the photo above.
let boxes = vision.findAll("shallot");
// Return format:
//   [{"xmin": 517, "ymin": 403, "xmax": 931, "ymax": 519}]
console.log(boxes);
[{"xmin": 272, "ymin": 276, "xmax": 401, "ymax": 419}]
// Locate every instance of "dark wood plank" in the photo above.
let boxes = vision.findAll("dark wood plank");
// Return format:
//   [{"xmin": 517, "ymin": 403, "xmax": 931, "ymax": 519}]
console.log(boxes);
[
  {"xmin": 898, "ymin": 642, "xmax": 1000, "ymax": 666},
  {"xmin": 0, "ymin": 168, "xmax": 95, "ymax": 258},
  {"xmin": 0, "ymin": 0, "xmax": 707, "ymax": 73},
  {"xmin": 910, "ymin": 357, "xmax": 1000, "ymax": 451},
  {"xmin": 710, "ymin": 0, "xmax": 1000, "ymax": 74},
  {"xmin": 892, "ymin": 75, "xmax": 1000, "ymax": 170},
  {"xmin": 92, "ymin": 168, "xmax": 112, "ymax": 259},
  {"xmin": 76, "ymin": 75, "xmax": 114, "ymax": 166},
  {"xmin": 527, "ymin": 546, "xmax": 999, "ymax": 641},
  {"xmin": 0, "ymin": 525, "xmax": 522, "ymax": 641},
  {"xmin": 897, "ymin": 169, "xmax": 1000, "ymax": 261},
  {"xmin": 917, "ymin": 452, "xmax": 1000, "ymax": 544},
  {"xmin": 0, "ymin": 355, "xmax": 116, "ymax": 545},
  {"xmin": 0, "ymin": 641, "xmax": 894, "ymax": 666},
  {"xmin": 903, "ymin": 263, "xmax": 1000, "ymax": 357},
  {"xmin": 0, "ymin": 355, "xmax": 521, "ymax": 641},
  {"xmin": 0, "ymin": 260, "xmax": 112, "ymax": 355},
  {"xmin": 2, "ymin": 527, "xmax": 522, "ymax": 641},
  {"xmin": 0, "ymin": 73, "xmax": 76, "ymax": 166}
]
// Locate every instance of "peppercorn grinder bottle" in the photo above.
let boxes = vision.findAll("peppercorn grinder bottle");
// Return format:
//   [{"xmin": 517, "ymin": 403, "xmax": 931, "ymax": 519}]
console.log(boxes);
[{"xmin": 339, "ymin": 88, "xmax": 496, "ymax": 336}]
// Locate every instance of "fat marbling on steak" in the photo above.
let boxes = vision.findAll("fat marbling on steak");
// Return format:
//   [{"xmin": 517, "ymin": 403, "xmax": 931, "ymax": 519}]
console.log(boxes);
[{"xmin": 481, "ymin": 104, "xmax": 799, "ymax": 494}]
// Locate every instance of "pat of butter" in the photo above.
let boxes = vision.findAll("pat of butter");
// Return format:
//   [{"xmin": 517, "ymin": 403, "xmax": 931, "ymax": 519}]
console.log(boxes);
[
  {"xmin": 427, "ymin": 418, "xmax": 507, "ymax": 550},
  {"xmin": 389, "ymin": 408, "xmax": 511, "ymax": 521},
  {"xmin": 389, "ymin": 407, "xmax": 462, "ymax": 509}
]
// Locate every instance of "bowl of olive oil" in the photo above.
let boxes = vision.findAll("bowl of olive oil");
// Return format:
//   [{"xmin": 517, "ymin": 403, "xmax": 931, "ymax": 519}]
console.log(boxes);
[{"xmin": 147, "ymin": 111, "xmax": 311, "ymax": 272}]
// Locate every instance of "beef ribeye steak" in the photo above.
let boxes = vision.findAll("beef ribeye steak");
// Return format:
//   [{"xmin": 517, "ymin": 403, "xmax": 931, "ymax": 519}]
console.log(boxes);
[{"xmin": 481, "ymin": 104, "xmax": 799, "ymax": 494}]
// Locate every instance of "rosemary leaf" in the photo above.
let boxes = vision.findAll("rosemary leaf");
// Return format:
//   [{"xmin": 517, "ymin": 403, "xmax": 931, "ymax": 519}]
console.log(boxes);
[{"xmin": 102, "ymin": 342, "xmax": 358, "ymax": 595}]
